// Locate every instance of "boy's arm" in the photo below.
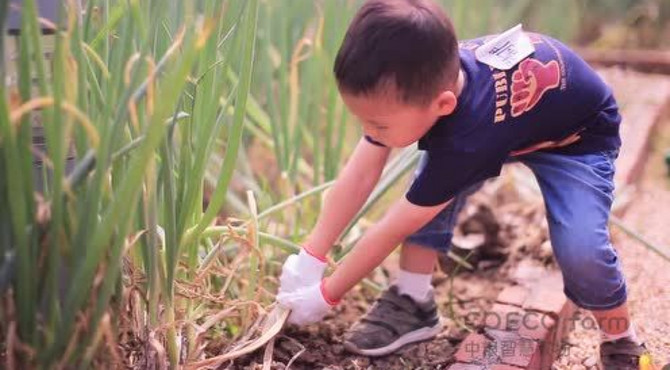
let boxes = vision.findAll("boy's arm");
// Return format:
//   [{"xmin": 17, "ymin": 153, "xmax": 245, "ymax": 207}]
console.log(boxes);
[
  {"xmin": 323, "ymin": 196, "xmax": 450, "ymax": 300},
  {"xmin": 302, "ymin": 138, "xmax": 391, "ymax": 259}
]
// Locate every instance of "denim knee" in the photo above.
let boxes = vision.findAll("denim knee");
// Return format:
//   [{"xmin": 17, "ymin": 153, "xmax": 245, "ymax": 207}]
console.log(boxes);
[
  {"xmin": 550, "ymin": 225, "xmax": 627, "ymax": 310},
  {"xmin": 519, "ymin": 150, "xmax": 626, "ymax": 310},
  {"xmin": 405, "ymin": 181, "xmax": 483, "ymax": 253},
  {"xmin": 404, "ymin": 201, "xmax": 459, "ymax": 253}
]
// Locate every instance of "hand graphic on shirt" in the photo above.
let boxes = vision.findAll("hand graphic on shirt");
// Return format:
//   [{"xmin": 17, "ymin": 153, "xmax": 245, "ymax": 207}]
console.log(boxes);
[{"xmin": 510, "ymin": 59, "xmax": 561, "ymax": 117}]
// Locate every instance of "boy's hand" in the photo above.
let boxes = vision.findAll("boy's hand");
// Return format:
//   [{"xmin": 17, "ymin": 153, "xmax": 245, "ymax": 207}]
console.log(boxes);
[
  {"xmin": 278, "ymin": 249, "xmax": 327, "ymax": 296},
  {"xmin": 277, "ymin": 281, "xmax": 337, "ymax": 325}
]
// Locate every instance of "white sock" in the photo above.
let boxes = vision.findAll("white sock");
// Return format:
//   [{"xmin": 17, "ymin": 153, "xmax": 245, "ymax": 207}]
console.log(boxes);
[
  {"xmin": 600, "ymin": 322, "xmax": 641, "ymax": 345},
  {"xmin": 394, "ymin": 268, "xmax": 433, "ymax": 303}
]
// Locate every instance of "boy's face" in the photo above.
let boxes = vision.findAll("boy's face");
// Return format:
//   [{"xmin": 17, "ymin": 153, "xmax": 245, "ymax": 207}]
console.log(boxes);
[{"xmin": 341, "ymin": 88, "xmax": 457, "ymax": 148}]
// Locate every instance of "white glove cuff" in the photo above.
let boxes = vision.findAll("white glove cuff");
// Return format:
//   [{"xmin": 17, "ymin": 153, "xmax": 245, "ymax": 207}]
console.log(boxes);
[
  {"xmin": 297, "ymin": 248, "xmax": 327, "ymax": 276},
  {"xmin": 298, "ymin": 248, "xmax": 327, "ymax": 270}
]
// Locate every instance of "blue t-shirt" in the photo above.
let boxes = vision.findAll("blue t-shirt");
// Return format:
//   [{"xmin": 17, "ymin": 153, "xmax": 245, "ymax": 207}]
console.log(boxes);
[{"xmin": 394, "ymin": 33, "xmax": 622, "ymax": 207}]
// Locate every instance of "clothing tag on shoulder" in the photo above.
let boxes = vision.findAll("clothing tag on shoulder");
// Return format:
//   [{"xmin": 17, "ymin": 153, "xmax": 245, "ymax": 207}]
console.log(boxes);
[{"xmin": 475, "ymin": 24, "xmax": 535, "ymax": 70}]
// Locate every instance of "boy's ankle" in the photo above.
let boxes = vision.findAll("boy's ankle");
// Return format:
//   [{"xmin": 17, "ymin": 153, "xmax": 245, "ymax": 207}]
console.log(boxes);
[
  {"xmin": 394, "ymin": 269, "xmax": 433, "ymax": 303},
  {"xmin": 600, "ymin": 324, "xmax": 641, "ymax": 345}
]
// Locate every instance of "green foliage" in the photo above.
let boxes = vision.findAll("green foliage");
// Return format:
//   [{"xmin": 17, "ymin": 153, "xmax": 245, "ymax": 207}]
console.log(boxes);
[{"xmin": 1, "ymin": 0, "xmax": 259, "ymax": 367}]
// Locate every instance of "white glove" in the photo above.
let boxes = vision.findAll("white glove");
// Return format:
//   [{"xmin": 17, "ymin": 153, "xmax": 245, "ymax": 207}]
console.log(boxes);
[
  {"xmin": 278, "ymin": 249, "xmax": 327, "ymax": 295},
  {"xmin": 277, "ymin": 282, "xmax": 336, "ymax": 325}
]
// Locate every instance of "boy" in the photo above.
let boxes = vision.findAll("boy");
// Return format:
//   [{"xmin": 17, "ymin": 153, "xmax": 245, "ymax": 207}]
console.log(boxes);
[{"xmin": 276, "ymin": 0, "xmax": 647, "ymax": 368}]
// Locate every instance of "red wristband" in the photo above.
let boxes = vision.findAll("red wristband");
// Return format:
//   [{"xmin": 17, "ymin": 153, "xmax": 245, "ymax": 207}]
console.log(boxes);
[
  {"xmin": 303, "ymin": 245, "xmax": 327, "ymax": 263},
  {"xmin": 320, "ymin": 279, "xmax": 341, "ymax": 306}
]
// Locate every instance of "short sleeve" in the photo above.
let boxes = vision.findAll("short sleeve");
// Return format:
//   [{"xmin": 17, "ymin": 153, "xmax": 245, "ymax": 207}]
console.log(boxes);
[
  {"xmin": 406, "ymin": 150, "xmax": 504, "ymax": 206},
  {"xmin": 364, "ymin": 135, "xmax": 386, "ymax": 147}
]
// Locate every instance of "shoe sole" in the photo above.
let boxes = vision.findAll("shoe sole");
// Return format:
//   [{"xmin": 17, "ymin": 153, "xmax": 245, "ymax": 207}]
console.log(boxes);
[{"xmin": 343, "ymin": 319, "xmax": 443, "ymax": 357}]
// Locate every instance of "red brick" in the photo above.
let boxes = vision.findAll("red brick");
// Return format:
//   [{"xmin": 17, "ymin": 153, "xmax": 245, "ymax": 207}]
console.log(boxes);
[
  {"xmin": 484, "ymin": 327, "xmax": 521, "ymax": 342},
  {"xmin": 484, "ymin": 304, "xmax": 525, "ymax": 331},
  {"xmin": 512, "ymin": 260, "xmax": 547, "ymax": 285},
  {"xmin": 522, "ymin": 272, "xmax": 566, "ymax": 316},
  {"xmin": 554, "ymin": 300, "xmax": 577, "ymax": 342},
  {"xmin": 454, "ymin": 333, "xmax": 493, "ymax": 364},
  {"xmin": 539, "ymin": 301, "xmax": 578, "ymax": 369},
  {"xmin": 490, "ymin": 365, "xmax": 524, "ymax": 370},
  {"xmin": 496, "ymin": 285, "xmax": 530, "ymax": 307},
  {"xmin": 484, "ymin": 329, "xmax": 541, "ymax": 369},
  {"xmin": 477, "ymin": 267, "xmax": 578, "ymax": 370},
  {"xmin": 517, "ymin": 310, "xmax": 556, "ymax": 341},
  {"xmin": 447, "ymin": 363, "xmax": 485, "ymax": 370},
  {"xmin": 527, "ymin": 295, "xmax": 577, "ymax": 369}
]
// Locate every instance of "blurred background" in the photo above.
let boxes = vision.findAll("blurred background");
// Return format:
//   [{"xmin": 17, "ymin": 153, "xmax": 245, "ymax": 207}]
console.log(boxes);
[{"xmin": 1, "ymin": 0, "xmax": 669, "ymax": 368}]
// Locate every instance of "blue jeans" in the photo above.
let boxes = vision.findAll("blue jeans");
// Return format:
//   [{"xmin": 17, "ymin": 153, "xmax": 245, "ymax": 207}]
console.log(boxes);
[{"xmin": 406, "ymin": 149, "xmax": 627, "ymax": 311}]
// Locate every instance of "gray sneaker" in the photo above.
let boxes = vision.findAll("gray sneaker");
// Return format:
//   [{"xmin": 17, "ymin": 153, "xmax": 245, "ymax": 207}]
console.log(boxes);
[
  {"xmin": 343, "ymin": 286, "xmax": 443, "ymax": 357},
  {"xmin": 600, "ymin": 337, "xmax": 648, "ymax": 369}
]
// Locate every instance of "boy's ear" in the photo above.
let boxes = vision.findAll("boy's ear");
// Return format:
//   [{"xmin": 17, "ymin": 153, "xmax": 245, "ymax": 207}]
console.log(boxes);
[{"xmin": 432, "ymin": 90, "xmax": 457, "ymax": 116}]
